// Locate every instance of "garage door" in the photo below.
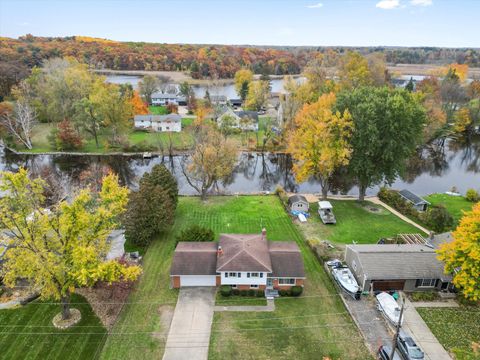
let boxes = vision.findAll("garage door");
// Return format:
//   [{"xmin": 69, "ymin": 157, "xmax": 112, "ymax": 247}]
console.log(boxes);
[
  {"xmin": 180, "ymin": 275, "xmax": 217, "ymax": 287},
  {"xmin": 373, "ymin": 280, "xmax": 406, "ymax": 291}
]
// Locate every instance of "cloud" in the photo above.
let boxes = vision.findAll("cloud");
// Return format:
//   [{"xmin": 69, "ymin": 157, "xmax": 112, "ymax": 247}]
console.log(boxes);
[
  {"xmin": 376, "ymin": 0, "xmax": 400, "ymax": 9},
  {"xmin": 410, "ymin": 0, "xmax": 432, "ymax": 6},
  {"xmin": 306, "ymin": 2, "xmax": 323, "ymax": 8}
]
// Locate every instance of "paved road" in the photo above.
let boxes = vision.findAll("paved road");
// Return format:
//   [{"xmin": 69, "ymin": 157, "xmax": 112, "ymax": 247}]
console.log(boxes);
[
  {"xmin": 162, "ymin": 287, "xmax": 216, "ymax": 360},
  {"xmin": 403, "ymin": 297, "xmax": 452, "ymax": 360}
]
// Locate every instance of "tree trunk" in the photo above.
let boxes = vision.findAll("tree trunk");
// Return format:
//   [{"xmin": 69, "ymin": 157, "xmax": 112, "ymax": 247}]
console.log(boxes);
[
  {"xmin": 358, "ymin": 183, "xmax": 367, "ymax": 202},
  {"xmin": 321, "ymin": 185, "xmax": 328, "ymax": 200},
  {"xmin": 61, "ymin": 292, "xmax": 71, "ymax": 320}
]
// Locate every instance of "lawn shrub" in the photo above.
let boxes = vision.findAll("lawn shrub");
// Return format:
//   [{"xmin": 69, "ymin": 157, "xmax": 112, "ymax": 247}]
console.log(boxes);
[
  {"xmin": 291, "ymin": 286, "xmax": 303, "ymax": 297},
  {"xmin": 256, "ymin": 290, "xmax": 265, "ymax": 297},
  {"xmin": 248, "ymin": 289, "xmax": 255, "ymax": 296},
  {"xmin": 378, "ymin": 187, "xmax": 416, "ymax": 216},
  {"xmin": 232, "ymin": 289, "xmax": 240, "ymax": 296},
  {"xmin": 175, "ymin": 225, "xmax": 214, "ymax": 244},
  {"xmin": 465, "ymin": 189, "xmax": 479, "ymax": 202},
  {"xmin": 457, "ymin": 294, "xmax": 479, "ymax": 307},
  {"xmin": 220, "ymin": 285, "xmax": 232, "ymax": 297},
  {"xmin": 279, "ymin": 289, "xmax": 288, "ymax": 296},
  {"xmin": 275, "ymin": 185, "xmax": 288, "ymax": 207},
  {"xmin": 240, "ymin": 290, "xmax": 248, "ymax": 296},
  {"xmin": 48, "ymin": 120, "xmax": 83, "ymax": 151},
  {"xmin": 424, "ymin": 205, "xmax": 454, "ymax": 233},
  {"xmin": 410, "ymin": 291, "xmax": 438, "ymax": 302}
]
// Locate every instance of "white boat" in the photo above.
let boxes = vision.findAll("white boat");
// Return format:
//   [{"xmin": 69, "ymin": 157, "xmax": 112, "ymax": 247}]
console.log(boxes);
[
  {"xmin": 143, "ymin": 152, "xmax": 152, "ymax": 159},
  {"xmin": 331, "ymin": 266, "xmax": 360, "ymax": 295},
  {"xmin": 318, "ymin": 201, "xmax": 336, "ymax": 224},
  {"xmin": 376, "ymin": 292, "xmax": 404, "ymax": 326}
]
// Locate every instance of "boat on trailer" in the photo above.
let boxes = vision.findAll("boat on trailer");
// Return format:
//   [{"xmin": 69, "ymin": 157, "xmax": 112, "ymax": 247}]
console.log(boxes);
[
  {"xmin": 331, "ymin": 265, "xmax": 361, "ymax": 300},
  {"xmin": 376, "ymin": 292, "xmax": 404, "ymax": 326}
]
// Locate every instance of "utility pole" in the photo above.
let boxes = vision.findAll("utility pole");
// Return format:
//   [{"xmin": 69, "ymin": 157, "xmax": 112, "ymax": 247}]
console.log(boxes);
[{"xmin": 390, "ymin": 294, "xmax": 405, "ymax": 360}]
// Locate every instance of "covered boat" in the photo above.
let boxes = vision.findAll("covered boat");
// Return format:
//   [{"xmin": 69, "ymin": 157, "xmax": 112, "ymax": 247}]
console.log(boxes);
[{"xmin": 376, "ymin": 292, "xmax": 404, "ymax": 326}]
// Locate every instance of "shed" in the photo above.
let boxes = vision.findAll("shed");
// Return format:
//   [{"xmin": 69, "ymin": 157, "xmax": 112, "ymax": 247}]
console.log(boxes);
[
  {"xmin": 287, "ymin": 195, "xmax": 309, "ymax": 213},
  {"xmin": 399, "ymin": 189, "xmax": 430, "ymax": 212}
]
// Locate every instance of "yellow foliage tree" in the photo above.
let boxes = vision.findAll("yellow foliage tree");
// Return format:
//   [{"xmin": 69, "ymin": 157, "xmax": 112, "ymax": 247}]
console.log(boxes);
[
  {"xmin": 338, "ymin": 51, "xmax": 372, "ymax": 89},
  {"xmin": 453, "ymin": 107, "xmax": 472, "ymax": 133},
  {"xmin": 0, "ymin": 169, "xmax": 142, "ymax": 320},
  {"xmin": 437, "ymin": 202, "xmax": 480, "ymax": 301},
  {"xmin": 234, "ymin": 69, "xmax": 254, "ymax": 101},
  {"xmin": 287, "ymin": 92, "xmax": 353, "ymax": 199}
]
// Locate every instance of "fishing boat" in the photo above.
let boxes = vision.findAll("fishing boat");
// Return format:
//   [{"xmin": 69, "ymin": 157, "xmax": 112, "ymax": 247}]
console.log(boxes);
[
  {"xmin": 376, "ymin": 292, "xmax": 404, "ymax": 326},
  {"xmin": 331, "ymin": 266, "xmax": 361, "ymax": 298}
]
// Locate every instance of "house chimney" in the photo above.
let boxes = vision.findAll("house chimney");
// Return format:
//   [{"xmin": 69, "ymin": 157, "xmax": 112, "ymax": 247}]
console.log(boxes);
[
  {"xmin": 217, "ymin": 245, "xmax": 223, "ymax": 256},
  {"xmin": 262, "ymin": 228, "xmax": 267, "ymax": 238}
]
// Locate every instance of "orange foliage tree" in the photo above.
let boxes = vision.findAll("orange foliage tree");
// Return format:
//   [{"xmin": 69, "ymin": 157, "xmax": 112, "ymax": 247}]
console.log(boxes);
[{"xmin": 130, "ymin": 91, "xmax": 148, "ymax": 115}]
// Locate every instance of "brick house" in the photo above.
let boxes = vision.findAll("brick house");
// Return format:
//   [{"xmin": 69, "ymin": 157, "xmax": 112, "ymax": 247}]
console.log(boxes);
[{"xmin": 170, "ymin": 229, "xmax": 305, "ymax": 290}]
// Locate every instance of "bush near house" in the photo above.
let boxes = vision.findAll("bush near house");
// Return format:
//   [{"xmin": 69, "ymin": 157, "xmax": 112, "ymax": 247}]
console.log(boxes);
[
  {"xmin": 378, "ymin": 187, "xmax": 416, "ymax": 216},
  {"xmin": 175, "ymin": 224, "xmax": 214, "ymax": 244},
  {"xmin": 466, "ymin": 188, "xmax": 479, "ymax": 202},
  {"xmin": 291, "ymin": 286, "xmax": 303, "ymax": 297},
  {"xmin": 423, "ymin": 205, "xmax": 453, "ymax": 233},
  {"xmin": 220, "ymin": 285, "xmax": 232, "ymax": 297}
]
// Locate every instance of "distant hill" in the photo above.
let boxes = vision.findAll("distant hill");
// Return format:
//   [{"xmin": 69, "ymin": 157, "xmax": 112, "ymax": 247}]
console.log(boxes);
[{"xmin": 1, "ymin": 34, "xmax": 479, "ymax": 79}]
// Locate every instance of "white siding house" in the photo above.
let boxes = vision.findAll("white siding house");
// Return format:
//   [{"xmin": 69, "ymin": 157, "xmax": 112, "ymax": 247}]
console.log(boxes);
[
  {"xmin": 220, "ymin": 271, "xmax": 268, "ymax": 287},
  {"xmin": 151, "ymin": 92, "xmax": 179, "ymax": 106},
  {"xmin": 134, "ymin": 114, "xmax": 182, "ymax": 132}
]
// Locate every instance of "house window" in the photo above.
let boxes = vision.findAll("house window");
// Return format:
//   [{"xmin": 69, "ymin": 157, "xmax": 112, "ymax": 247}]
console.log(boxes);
[
  {"xmin": 250, "ymin": 273, "xmax": 259, "ymax": 278},
  {"xmin": 238, "ymin": 272, "xmax": 241, "ymax": 278},
  {"xmin": 247, "ymin": 273, "xmax": 250, "ymax": 278},
  {"xmin": 278, "ymin": 278, "xmax": 295, "ymax": 285},
  {"xmin": 250, "ymin": 285, "xmax": 259, "ymax": 289},
  {"xmin": 260, "ymin": 273, "xmax": 263, "ymax": 278},
  {"xmin": 228, "ymin": 272, "xmax": 237, "ymax": 278},
  {"xmin": 416, "ymin": 278, "xmax": 437, "ymax": 288}
]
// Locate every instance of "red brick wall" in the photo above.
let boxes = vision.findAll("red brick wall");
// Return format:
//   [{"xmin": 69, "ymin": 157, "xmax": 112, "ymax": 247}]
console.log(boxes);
[
  {"xmin": 216, "ymin": 276, "xmax": 221, "ymax": 286},
  {"xmin": 172, "ymin": 276, "xmax": 180, "ymax": 289},
  {"xmin": 296, "ymin": 279, "xmax": 304, "ymax": 287},
  {"xmin": 273, "ymin": 278, "xmax": 304, "ymax": 290}
]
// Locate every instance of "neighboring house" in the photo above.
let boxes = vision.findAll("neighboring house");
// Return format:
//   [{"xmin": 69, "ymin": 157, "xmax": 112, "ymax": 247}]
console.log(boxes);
[
  {"xmin": 287, "ymin": 195, "xmax": 309, "ymax": 213},
  {"xmin": 151, "ymin": 92, "xmax": 179, "ymax": 106},
  {"xmin": 106, "ymin": 230, "xmax": 126, "ymax": 261},
  {"xmin": 134, "ymin": 114, "xmax": 182, "ymax": 132},
  {"xmin": 217, "ymin": 108, "xmax": 259, "ymax": 131},
  {"xmin": 229, "ymin": 98, "xmax": 242, "ymax": 108},
  {"xmin": 170, "ymin": 229, "xmax": 305, "ymax": 290},
  {"xmin": 210, "ymin": 95, "xmax": 228, "ymax": 105},
  {"xmin": 399, "ymin": 189, "xmax": 430, "ymax": 212},
  {"xmin": 345, "ymin": 244, "xmax": 453, "ymax": 292}
]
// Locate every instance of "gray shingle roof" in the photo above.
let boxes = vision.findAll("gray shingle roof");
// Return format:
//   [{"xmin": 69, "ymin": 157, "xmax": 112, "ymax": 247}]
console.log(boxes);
[
  {"xmin": 288, "ymin": 195, "xmax": 308, "ymax": 205},
  {"xmin": 170, "ymin": 242, "xmax": 218, "ymax": 275},
  {"xmin": 399, "ymin": 189, "xmax": 429, "ymax": 205},
  {"xmin": 134, "ymin": 114, "xmax": 181, "ymax": 123},
  {"xmin": 347, "ymin": 244, "xmax": 451, "ymax": 281},
  {"xmin": 234, "ymin": 111, "xmax": 259, "ymax": 122},
  {"xmin": 151, "ymin": 92, "xmax": 178, "ymax": 99}
]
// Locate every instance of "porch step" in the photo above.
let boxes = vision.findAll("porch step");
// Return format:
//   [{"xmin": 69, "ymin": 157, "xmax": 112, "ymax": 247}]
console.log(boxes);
[{"xmin": 265, "ymin": 289, "xmax": 279, "ymax": 298}]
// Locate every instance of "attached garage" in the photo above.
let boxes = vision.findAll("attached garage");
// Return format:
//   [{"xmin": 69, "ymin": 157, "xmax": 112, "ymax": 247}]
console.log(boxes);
[
  {"xmin": 372, "ymin": 280, "xmax": 406, "ymax": 291},
  {"xmin": 179, "ymin": 275, "xmax": 217, "ymax": 287}
]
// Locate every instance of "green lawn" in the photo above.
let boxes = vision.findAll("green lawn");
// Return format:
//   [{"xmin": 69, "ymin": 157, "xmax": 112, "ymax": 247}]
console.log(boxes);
[
  {"xmin": 299, "ymin": 200, "xmax": 421, "ymax": 244},
  {"xmin": 417, "ymin": 307, "xmax": 480, "ymax": 358},
  {"xmin": 424, "ymin": 193, "xmax": 474, "ymax": 227},
  {"xmin": 0, "ymin": 294, "xmax": 106, "ymax": 360},
  {"xmin": 149, "ymin": 106, "xmax": 168, "ymax": 115},
  {"xmin": 100, "ymin": 196, "xmax": 371, "ymax": 360}
]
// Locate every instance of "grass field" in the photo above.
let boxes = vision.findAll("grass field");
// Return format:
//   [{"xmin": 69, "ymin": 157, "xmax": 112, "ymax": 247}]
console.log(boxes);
[
  {"xmin": 417, "ymin": 307, "xmax": 480, "ymax": 358},
  {"xmin": 424, "ymin": 193, "xmax": 474, "ymax": 227},
  {"xmin": 298, "ymin": 200, "xmax": 420, "ymax": 244},
  {"xmin": 0, "ymin": 294, "xmax": 106, "ymax": 360},
  {"xmin": 148, "ymin": 106, "xmax": 168, "ymax": 115},
  {"xmin": 100, "ymin": 196, "xmax": 371, "ymax": 360}
]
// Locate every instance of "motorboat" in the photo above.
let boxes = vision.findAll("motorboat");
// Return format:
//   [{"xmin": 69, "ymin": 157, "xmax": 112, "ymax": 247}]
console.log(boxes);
[
  {"xmin": 318, "ymin": 201, "xmax": 336, "ymax": 224},
  {"xmin": 376, "ymin": 292, "xmax": 404, "ymax": 326},
  {"xmin": 331, "ymin": 266, "xmax": 361, "ymax": 296}
]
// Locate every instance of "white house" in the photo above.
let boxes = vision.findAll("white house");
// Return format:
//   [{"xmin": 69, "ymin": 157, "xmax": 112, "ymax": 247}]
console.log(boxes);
[
  {"xmin": 217, "ymin": 108, "xmax": 259, "ymax": 131},
  {"xmin": 134, "ymin": 114, "xmax": 182, "ymax": 132},
  {"xmin": 151, "ymin": 92, "xmax": 179, "ymax": 106}
]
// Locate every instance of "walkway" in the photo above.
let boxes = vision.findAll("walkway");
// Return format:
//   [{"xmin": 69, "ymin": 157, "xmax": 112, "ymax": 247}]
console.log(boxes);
[
  {"xmin": 402, "ymin": 297, "xmax": 452, "ymax": 360},
  {"xmin": 412, "ymin": 299, "xmax": 459, "ymax": 308},
  {"xmin": 162, "ymin": 287, "xmax": 216, "ymax": 360},
  {"xmin": 214, "ymin": 299, "xmax": 275, "ymax": 312}
]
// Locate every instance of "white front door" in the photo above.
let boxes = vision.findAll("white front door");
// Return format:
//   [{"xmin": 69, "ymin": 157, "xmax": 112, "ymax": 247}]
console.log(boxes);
[{"xmin": 180, "ymin": 275, "xmax": 216, "ymax": 287}]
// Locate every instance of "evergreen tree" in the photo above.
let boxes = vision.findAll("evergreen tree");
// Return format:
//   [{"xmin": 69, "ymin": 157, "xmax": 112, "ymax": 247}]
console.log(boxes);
[{"xmin": 405, "ymin": 77, "xmax": 415, "ymax": 92}]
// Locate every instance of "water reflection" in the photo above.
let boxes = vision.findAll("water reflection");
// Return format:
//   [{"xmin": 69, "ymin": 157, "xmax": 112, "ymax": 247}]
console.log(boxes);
[{"xmin": 2, "ymin": 136, "xmax": 479, "ymax": 196}]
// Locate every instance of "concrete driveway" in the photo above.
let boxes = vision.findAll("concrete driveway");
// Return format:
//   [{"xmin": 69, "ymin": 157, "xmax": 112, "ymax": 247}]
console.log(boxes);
[{"xmin": 162, "ymin": 287, "xmax": 216, "ymax": 360}]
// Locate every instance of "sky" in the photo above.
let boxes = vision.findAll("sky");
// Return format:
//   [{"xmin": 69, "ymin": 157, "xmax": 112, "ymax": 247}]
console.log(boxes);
[{"xmin": 0, "ymin": 0, "xmax": 479, "ymax": 48}]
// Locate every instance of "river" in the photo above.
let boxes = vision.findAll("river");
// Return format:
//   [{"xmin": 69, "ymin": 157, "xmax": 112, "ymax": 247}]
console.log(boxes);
[{"xmin": 2, "ymin": 136, "xmax": 479, "ymax": 197}]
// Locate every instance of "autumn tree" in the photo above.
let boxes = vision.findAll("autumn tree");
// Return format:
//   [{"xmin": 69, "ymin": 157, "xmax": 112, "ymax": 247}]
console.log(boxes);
[
  {"xmin": 437, "ymin": 202, "xmax": 480, "ymax": 300},
  {"xmin": 48, "ymin": 119, "xmax": 83, "ymax": 150},
  {"xmin": 138, "ymin": 75, "xmax": 158, "ymax": 104},
  {"xmin": 245, "ymin": 80, "xmax": 270, "ymax": 111},
  {"xmin": 182, "ymin": 125, "xmax": 238, "ymax": 200},
  {"xmin": 441, "ymin": 68, "xmax": 467, "ymax": 121},
  {"xmin": 0, "ymin": 169, "xmax": 141, "ymax": 322},
  {"xmin": 234, "ymin": 69, "xmax": 254, "ymax": 101},
  {"xmin": 338, "ymin": 51, "xmax": 372, "ymax": 90},
  {"xmin": 130, "ymin": 90, "xmax": 149, "ymax": 115},
  {"xmin": 336, "ymin": 86, "xmax": 426, "ymax": 201},
  {"xmin": 288, "ymin": 93, "xmax": 353, "ymax": 199},
  {"xmin": 0, "ymin": 61, "xmax": 29, "ymax": 101}
]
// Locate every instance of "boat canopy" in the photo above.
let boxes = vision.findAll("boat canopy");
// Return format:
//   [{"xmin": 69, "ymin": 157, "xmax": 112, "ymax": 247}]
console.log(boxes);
[{"xmin": 318, "ymin": 201, "xmax": 333, "ymax": 209}]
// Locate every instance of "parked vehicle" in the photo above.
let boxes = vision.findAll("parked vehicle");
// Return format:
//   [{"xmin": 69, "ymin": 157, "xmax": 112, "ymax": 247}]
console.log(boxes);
[
  {"xmin": 331, "ymin": 266, "xmax": 361, "ymax": 298},
  {"xmin": 397, "ymin": 330, "xmax": 424, "ymax": 360},
  {"xmin": 378, "ymin": 345, "xmax": 402, "ymax": 360},
  {"xmin": 376, "ymin": 292, "xmax": 404, "ymax": 326},
  {"xmin": 318, "ymin": 201, "xmax": 336, "ymax": 224}
]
